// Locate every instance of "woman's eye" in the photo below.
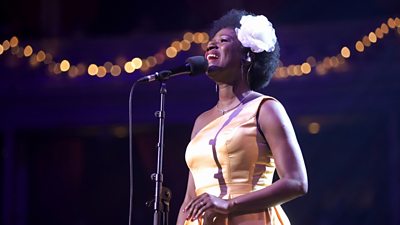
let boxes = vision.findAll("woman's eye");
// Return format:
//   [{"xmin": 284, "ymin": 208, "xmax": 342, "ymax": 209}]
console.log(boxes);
[{"xmin": 220, "ymin": 38, "xmax": 228, "ymax": 42}]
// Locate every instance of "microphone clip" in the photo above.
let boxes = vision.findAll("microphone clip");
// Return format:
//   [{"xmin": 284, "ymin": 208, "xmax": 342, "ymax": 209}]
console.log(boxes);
[{"xmin": 136, "ymin": 70, "xmax": 173, "ymax": 83}]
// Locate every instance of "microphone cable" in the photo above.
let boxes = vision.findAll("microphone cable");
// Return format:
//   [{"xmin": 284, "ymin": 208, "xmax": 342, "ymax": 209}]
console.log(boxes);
[{"xmin": 128, "ymin": 80, "xmax": 139, "ymax": 225}]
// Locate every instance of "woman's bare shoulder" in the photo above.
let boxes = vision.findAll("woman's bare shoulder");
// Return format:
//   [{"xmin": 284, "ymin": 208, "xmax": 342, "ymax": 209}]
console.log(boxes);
[{"xmin": 191, "ymin": 108, "xmax": 218, "ymax": 139}]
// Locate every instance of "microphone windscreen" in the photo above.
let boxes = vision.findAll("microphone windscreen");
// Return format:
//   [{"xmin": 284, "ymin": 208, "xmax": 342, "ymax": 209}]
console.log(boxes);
[{"xmin": 186, "ymin": 56, "xmax": 208, "ymax": 76}]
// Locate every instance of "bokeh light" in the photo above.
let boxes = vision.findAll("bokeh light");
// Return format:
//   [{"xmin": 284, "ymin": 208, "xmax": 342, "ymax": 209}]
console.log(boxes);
[
  {"xmin": 23, "ymin": 45, "xmax": 33, "ymax": 57},
  {"xmin": 110, "ymin": 65, "xmax": 121, "ymax": 76},
  {"xmin": 36, "ymin": 50, "xmax": 46, "ymax": 62},
  {"xmin": 88, "ymin": 64, "xmax": 99, "ymax": 76},
  {"xmin": 60, "ymin": 60, "xmax": 70, "ymax": 72},
  {"xmin": 2, "ymin": 40, "xmax": 10, "ymax": 51},
  {"xmin": 97, "ymin": 66, "xmax": 107, "ymax": 77},
  {"xmin": 300, "ymin": 63, "xmax": 311, "ymax": 74},
  {"xmin": 124, "ymin": 61, "xmax": 135, "ymax": 73},
  {"xmin": 132, "ymin": 57, "xmax": 143, "ymax": 69},
  {"xmin": 308, "ymin": 122, "xmax": 321, "ymax": 134},
  {"xmin": 341, "ymin": 46, "xmax": 351, "ymax": 58},
  {"xmin": 166, "ymin": 47, "xmax": 177, "ymax": 58},
  {"xmin": 368, "ymin": 32, "xmax": 377, "ymax": 43},
  {"xmin": 10, "ymin": 36, "xmax": 19, "ymax": 47}
]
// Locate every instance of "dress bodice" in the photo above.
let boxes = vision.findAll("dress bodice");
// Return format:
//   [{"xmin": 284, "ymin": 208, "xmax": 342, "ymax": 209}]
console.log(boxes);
[{"xmin": 184, "ymin": 96, "xmax": 290, "ymax": 225}]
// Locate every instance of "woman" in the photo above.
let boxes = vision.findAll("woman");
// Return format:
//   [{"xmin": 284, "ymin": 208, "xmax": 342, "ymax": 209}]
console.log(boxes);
[{"xmin": 177, "ymin": 9, "xmax": 308, "ymax": 225}]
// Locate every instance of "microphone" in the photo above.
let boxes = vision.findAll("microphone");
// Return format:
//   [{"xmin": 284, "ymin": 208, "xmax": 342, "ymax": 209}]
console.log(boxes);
[{"xmin": 136, "ymin": 56, "xmax": 208, "ymax": 83}]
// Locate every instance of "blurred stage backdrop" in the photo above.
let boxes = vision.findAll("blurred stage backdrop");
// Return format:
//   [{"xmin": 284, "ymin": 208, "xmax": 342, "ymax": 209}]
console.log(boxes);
[{"xmin": 1, "ymin": 0, "xmax": 400, "ymax": 225}]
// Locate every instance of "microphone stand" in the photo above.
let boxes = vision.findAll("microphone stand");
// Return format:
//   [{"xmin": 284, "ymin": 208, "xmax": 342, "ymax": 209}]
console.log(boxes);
[{"xmin": 149, "ymin": 79, "xmax": 172, "ymax": 225}]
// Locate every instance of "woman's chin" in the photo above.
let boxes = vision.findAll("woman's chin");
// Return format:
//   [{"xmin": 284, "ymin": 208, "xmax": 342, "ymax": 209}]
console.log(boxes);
[{"xmin": 207, "ymin": 65, "xmax": 222, "ymax": 74}]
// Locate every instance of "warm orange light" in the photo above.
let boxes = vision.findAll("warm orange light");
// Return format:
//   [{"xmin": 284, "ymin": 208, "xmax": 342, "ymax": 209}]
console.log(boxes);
[
  {"xmin": 68, "ymin": 66, "xmax": 79, "ymax": 78},
  {"xmin": 171, "ymin": 41, "xmax": 182, "ymax": 52},
  {"xmin": 323, "ymin": 57, "xmax": 332, "ymax": 68},
  {"xmin": 2, "ymin": 40, "xmax": 10, "ymax": 51},
  {"xmin": 375, "ymin": 28, "xmax": 384, "ymax": 39},
  {"xmin": 294, "ymin": 65, "xmax": 302, "ymax": 76},
  {"xmin": 201, "ymin": 32, "xmax": 209, "ymax": 43},
  {"xmin": 36, "ymin": 50, "xmax": 46, "ymax": 62},
  {"xmin": 23, "ymin": 45, "xmax": 33, "ymax": 57},
  {"xmin": 341, "ymin": 47, "xmax": 351, "ymax": 58},
  {"xmin": 60, "ymin": 60, "xmax": 70, "ymax": 72},
  {"xmin": 124, "ymin": 61, "xmax": 135, "ymax": 73},
  {"xmin": 381, "ymin": 23, "xmax": 389, "ymax": 34},
  {"xmin": 308, "ymin": 122, "xmax": 320, "ymax": 134},
  {"xmin": 97, "ymin": 66, "xmax": 107, "ymax": 77},
  {"xmin": 300, "ymin": 63, "xmax": 311, "ymax": 74},
  {"xmin": 147, "ymin": 56, "xmax": 157, "ymax": 67},
  {"xmin": 362, "ymin": 36, "xmax": 371, "ymax": 47},
  {"xmin": 110, "ymin": 65, "xmax": 121, "ymax": 76},
  {"xmin": 44, "ymin": 53, "xmax": 53, "ymax": 64},
  {"xmin": 193, "ymin": 32, "xmax": 204, "ymax": 44},
  {"xmin": 395, "ymin": 17, "xmax": 400, "ymax": 27},
  {"xmin": 132, "ymin": 57, "xmax": 143, "ymax": 69},
  {"xmin": 0, "ymin": 44, "xmax": 3, "ymax": 55},
  {"xmin": 183, "ymin": 32, "xmax": 194, "ymax": 42},
  {"xmin": 368, "ymin": 32, "xmax": 377, "ymax": 43},
  {"xmin": 104, "ymin": 62, "xmax": 113, "ymax": 72},
  {"xmin": 166, "ymin": 46, "xmax": 177, "ymax": 58},
  {"xmin": 88, "ymin": 64, "xmax": 99, "ymax": 76},
  {"xmin": 287, "ymin": 65, "xmax": 295, "ymax": 76},
  {"xmin": 274, "ymin": 67, "xmax": 288, "ymax": 78},
  {"xmin": 29, "ymin": 54, "xmax": 39, "ymax": 67},
  {"xmin": 331, "ymin": 56, "xmax": 340, "ymax": 67},
  {"xmin": 155, "ymin": 53, "xmax": 165, "ymax": 65},
  {"xmin": 140, "ymin": 60, "xmax": 150, "ymax": 71},
  {"xmin": 181, "ymin": 40, "xmax": 191, "ymax": 51},
  {"xmin": 53, "ymin": 63, "xmax": 62, "ymax": 74},
  {"xmin": 316, "ymin": 64, "xmax": 327, "ymax": 75},
  {"xmin": 355, "ymin": 41, "xmax": 364, "ymax": 52},
  {"xmin": 10, "ymin": 36, "xmax": 19, "ymax": 47},
  {"xmin": 387, "ymin": 18, "xmax": 396, "ymax": 29}
]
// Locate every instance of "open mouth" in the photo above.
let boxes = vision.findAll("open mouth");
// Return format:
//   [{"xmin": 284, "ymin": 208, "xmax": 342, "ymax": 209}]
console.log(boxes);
[{"xmin": 206, "ymin": 53, "xmax": 219, "ymax": 60}]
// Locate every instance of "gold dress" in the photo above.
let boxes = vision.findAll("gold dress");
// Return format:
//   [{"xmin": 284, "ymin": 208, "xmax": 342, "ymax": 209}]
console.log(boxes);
[{"xmin": 185, "ymin": 96, "xmax": 290, "ymax": 225}]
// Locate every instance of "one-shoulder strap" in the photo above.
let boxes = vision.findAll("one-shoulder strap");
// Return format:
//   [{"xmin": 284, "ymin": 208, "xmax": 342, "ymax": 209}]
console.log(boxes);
[{"xmin": 255, "ymin": 96, "xmax": 277, "ymax": 143}]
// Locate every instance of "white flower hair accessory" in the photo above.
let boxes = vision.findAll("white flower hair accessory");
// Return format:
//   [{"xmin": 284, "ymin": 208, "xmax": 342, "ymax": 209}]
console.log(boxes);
[{"xmin": 235, "ymin": 14, "xmax": 277, "ymax": 53}]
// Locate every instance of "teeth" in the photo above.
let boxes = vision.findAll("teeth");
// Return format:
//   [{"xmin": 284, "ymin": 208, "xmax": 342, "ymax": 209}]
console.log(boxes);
[{"xmin": 207, "ymin": 54, "xmax": 219, "ymax": 60}]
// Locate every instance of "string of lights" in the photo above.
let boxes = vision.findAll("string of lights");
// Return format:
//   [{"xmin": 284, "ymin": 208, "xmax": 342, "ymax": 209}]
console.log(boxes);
[
  {"xmin": 275, "ymin": 16, "xmax": 400, "ymax": 78},
  {"xmin": 0, "ymin": 17, "xmax": 399, "ymax": 79}
]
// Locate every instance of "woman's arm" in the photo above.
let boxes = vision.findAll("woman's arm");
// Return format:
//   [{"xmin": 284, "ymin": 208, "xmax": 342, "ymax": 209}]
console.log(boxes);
[
  {"xmin": 227, "ymin": 99, "xmax": 308, "ymax": 213},
  {"xmin": 176, "ymin": 114, "xmax": 207, "ymax": 224},
  {"xmin": 185, "ymin": 99, "xmax": 308, "ymax": 220},
  {"xmin": 176, "ymin": 172, "xmax": 196, "ymax": 225}
]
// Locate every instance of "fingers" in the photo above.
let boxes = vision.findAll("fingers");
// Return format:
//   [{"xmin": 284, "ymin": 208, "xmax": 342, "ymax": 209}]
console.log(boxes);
[
  {"xmin": 184, "ymin": 194, "xmax": 209, "ymax": 221},
  {"xmin": 193, "ymin": 200, "xmax": 208, "ymax": 220}
]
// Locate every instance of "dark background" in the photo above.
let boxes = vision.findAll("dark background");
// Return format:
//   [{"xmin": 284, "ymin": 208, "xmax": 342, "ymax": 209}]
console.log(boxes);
[{"xmin": 1, "ymin": 0, "xmax": 400, "ymax": 225}]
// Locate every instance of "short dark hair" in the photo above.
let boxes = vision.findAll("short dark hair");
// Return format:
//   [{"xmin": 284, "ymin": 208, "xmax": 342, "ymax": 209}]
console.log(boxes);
[{"xmin": 209, "ymin": 9, "xmax": 280, "ymax": 90}]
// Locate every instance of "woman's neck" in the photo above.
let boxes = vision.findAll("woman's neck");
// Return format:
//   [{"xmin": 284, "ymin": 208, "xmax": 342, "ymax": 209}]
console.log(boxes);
[{"xmin": 217, "ymin": 82, "xmax": 251, "ymax": 107}]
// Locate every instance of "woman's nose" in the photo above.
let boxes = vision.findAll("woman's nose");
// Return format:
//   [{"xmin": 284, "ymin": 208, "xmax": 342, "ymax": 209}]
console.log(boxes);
[{"xmin": 207, "ymin": 41, "xmax": 218, "ymax": 51}]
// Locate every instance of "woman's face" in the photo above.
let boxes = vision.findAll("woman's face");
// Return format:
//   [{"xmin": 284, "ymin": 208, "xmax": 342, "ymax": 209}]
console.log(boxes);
[{"xmin": 205, "ymin": 28, "xmax": 243, "ymax": 82}]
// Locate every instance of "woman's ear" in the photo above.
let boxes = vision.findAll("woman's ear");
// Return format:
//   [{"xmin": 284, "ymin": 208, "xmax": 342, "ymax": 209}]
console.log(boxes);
[{"xmin": 242, "ymin": 51, "xmax": 252, "ymax": 64}]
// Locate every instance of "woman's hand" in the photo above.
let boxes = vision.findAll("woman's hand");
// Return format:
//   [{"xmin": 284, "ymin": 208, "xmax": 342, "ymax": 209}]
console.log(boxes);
[{"xmin": 184, "ymin": 193, "xmax": 231, "ymax": 222}]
